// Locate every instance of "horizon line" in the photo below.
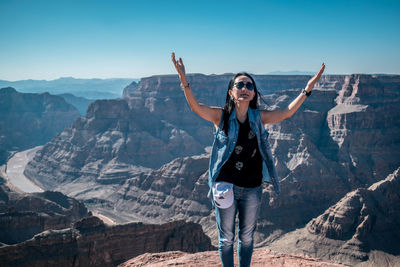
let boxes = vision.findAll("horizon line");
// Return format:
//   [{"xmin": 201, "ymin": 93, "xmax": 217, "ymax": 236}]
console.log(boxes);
[{"xmin": 1, "ymin": 72, "xmax": 400, "ymax": 82}]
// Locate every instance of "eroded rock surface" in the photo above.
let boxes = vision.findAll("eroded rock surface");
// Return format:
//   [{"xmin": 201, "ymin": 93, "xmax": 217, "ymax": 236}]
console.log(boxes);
[
  {"xmin": 269, "ymin": 167, "xmax": 400, "ymax": 266},
  {"xmin": 307, "ymin": 167, "xmax": 400, "ymax": 255},
  {"xmin": 0, "ymin": 176, "xmax": 89, "ymax": 245},
  {"xmin": 0, "ymin": 216, "xmax": 214, "ymax": 267},
  {"xmin": 23, "ymin": 74, "xmax": 400, "ymax": 248}
]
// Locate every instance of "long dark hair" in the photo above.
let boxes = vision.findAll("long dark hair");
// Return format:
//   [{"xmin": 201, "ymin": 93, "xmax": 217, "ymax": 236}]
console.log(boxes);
[{"xmin": 221, "ymin": 72, "xmax": 261, "ymax": 136}]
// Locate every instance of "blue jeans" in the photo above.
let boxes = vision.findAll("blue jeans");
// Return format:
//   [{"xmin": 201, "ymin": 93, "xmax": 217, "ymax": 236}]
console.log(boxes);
[{"xmin": 214, "ymin": 185, "xmax": 262, "ymax": 267}]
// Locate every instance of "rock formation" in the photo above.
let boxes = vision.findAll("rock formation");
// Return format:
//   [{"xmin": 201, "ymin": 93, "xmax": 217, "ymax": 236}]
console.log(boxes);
[
  {"xmin": 0, "ymin": 216, "xmax": 214, "ymax": 267},
  {"xmin": 122, "ymin": 80, "xmax": 139, "ymax": 97},
  {"xmin": 253, "ymin": 74, "xmax": 400, "ymax": 243},
  {"xmin": 108, "ymin": 154, "xmax": 211, "ymax": 224},
  {"xmin": 119, "ymin": 248, "xmax": 346, "ymax": 267},
  {"xmin": 268, "ymin": 167, "xmax": 400, "ymax": 266},
  {"xmin": 22, "ymin": 74, "xmax": 314, "ymax": 188},
  {"xmin": 307, "ymin": 167, "xmax": 400, "ymax": 257},
  {"xmin": 0, "ymin": 87, "xmax": 80, "ymax": 164},
  {"xmin": 23, "ymin": 74, "xmax": 400, "ymax": 251},
  {"xmin": 0, "ymin": 176, "xmax": 90, "ymax": 245}
]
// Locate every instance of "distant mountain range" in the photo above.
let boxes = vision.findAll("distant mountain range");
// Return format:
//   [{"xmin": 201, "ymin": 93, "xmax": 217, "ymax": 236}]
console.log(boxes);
[
  {"xmin": 267, "ymin": 70, "xmax": 316, "ymax": 75},
  {"xmin": 267, "ymin": 71, "xmax": 398, "ymax": 75},
  {"xmin": 0, "ymin": 77, "xmax": 140, "ymax": 99}
]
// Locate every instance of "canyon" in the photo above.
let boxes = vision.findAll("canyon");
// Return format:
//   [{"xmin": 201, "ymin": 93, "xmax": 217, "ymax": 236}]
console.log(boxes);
[{"xmin": 4, "ymin": 73, "xmax": 399, "ymax": 265}]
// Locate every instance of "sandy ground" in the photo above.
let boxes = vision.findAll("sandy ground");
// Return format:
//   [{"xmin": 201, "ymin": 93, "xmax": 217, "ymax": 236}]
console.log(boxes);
[
  {"xmin": 5, "ymin": 146, "xmax": 44, "ymax": 193},
  {"xmin": 91, "ymin": 211, "xmax": 117, "ymax": 225}
]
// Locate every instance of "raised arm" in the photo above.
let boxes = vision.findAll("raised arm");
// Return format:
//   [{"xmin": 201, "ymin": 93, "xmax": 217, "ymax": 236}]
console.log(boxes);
[
  {"xmin": 171, "ymin": 52, "xmax": 221, "ymax": 127},
  {"xmin": 261, "ymin": 63, "xmax": 325, "ymax": 124}
]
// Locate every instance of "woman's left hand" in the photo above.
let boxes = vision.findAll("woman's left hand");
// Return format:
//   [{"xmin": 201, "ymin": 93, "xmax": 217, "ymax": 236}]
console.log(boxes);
[{"xmin": 305, "ymin": 63, "xmax": 325, "ymax": 92}]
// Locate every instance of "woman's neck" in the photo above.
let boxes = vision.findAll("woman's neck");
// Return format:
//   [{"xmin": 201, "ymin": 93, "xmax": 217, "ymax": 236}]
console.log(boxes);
[{"xmin": 234, "ymin": 102, "xmax": 249, "ymax": 123}]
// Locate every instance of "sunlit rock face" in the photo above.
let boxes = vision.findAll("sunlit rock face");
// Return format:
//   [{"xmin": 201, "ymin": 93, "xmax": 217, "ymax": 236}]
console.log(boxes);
[
  {"xmin": 23, "ymin": 73, "xmax": 311, "ymax": 188},
  {"xmin": 267, "ymin": 168, "xmax": 400, "ymax": 266},
  {"xmin": 307, "ymin": 167, "xmax": 400, "ymax": 255},
  {"xmin": 23, "ymin": 74, "xmax": 400, "ymax": 247},
  {"xmin": 255, "ymin": 74, "xmax": 400, "ymax": 243}
]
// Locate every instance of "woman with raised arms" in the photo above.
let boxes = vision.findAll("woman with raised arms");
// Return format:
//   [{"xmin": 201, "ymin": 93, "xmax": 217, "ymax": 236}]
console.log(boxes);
[{"xmin": 172, "ymin": 52, "xmax": 325, "ymax": 267}]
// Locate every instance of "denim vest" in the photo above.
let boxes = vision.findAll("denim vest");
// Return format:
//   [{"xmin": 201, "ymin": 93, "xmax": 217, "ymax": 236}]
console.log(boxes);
[{"xmin": 208, "ymin": 108, "xmax": 280, "ymax": 196}]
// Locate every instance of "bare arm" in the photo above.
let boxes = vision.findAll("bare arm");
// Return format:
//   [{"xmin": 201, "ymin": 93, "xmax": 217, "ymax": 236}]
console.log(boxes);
[
  {"xmin": 171, "ymin": 52, "xmax": 221, "ymax": 127},
  {"xmin": 261, "ymin": 63, "xmax": 325, "ymax": 124}
]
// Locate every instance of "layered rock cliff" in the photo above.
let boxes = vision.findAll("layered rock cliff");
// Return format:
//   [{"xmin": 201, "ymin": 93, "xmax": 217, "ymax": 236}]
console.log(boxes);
[
  {"xmin": 254, "ymin": 74, "xmax": 400, "ymax": 243},
  {"xmin": 0, "ymin": 87, "xmax": 80, "ymax": 164},
  {"xmin": 122, "ymin": 80, "xmax": 139, "ymax": 97},
  {"xmin": 125, "ymin": 74, "xmax": 312, "ymax": 148},
  {"xmin": 22, "ymin": 74, "xmax": 313, "ymax": 190},
  {"xmin": 23, "ymin": 74, "xmax": 400, "ymax": 250},
  {"xmin": 268, "ymin": 167, "xmax": 400, "ymax": 266},
  {"xmin": 0, "ymin": 176, "xmax": 89, "ymax": 245},
  {"xmin": 0, "ymin": 216, "xmax": 214, "ymax": 267},
  {"xmin": 307, "ymin": 167, "xmax": 400, "ymax": 256}
]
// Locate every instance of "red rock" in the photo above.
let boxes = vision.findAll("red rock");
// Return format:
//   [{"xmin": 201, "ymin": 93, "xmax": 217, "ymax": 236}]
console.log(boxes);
[{"xmin": 119, "ymin": 248, "xmax": 347, "ymax": 267}]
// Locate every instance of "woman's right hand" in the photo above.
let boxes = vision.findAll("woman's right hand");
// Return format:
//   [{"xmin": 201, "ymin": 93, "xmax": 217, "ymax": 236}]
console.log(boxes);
[
  {"xmin": 171, "ymin": 52, "xmax": 187, "ymax": 84},
  {"xmin": 170, "ymin": 52, "xmax": 221, "ymax": 127}
]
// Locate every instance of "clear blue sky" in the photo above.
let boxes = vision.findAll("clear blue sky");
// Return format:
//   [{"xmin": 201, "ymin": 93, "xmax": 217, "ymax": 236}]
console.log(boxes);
[{"xmin": 1, "ymin": 0, "xmax": 399, "ymax": 80}]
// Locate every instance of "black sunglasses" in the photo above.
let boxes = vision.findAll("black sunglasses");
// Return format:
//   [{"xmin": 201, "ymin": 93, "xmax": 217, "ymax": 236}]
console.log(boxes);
[{"xmin": 234, "ymin": 81, "xmax": 254, "ymax": 91}]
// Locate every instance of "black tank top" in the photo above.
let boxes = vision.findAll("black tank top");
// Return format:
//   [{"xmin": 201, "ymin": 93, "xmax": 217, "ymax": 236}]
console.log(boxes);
[{"xmin": 216, "ymin": 115, "xmax": 263, "ymax": 188}]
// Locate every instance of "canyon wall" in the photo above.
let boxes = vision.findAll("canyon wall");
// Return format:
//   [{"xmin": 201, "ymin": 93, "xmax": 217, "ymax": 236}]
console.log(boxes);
[
  {"xmin": 268, "ymin": 167, "xmax": 400, "ymax": 266},
  {"xmin": 0, "ymin": 216, "xmax": 214, "ymax": 267},
  {"xmin": 0, "ymin": 176, "xmax": 90, "ymax": 244},
  {"xmin": 23, "ymin": 74, "xmax": 400, "ymax": 246}
]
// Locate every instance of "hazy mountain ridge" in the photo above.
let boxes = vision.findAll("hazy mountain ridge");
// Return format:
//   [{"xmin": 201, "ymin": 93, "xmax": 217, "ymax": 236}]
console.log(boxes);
[
  {"xmin": 0, "ymin": 77, "xmax": 139, "ymax": 99},
  {"xmin": 0, "ymin": 87, "xmax": 81, "ymax": 164},
  {"xmin": 56, "ymin": 93, "xmax": 94, "ymax": 115},
  {"xmin": 268, "ymin": 70, "xmax": 316, "ymax": 75}
]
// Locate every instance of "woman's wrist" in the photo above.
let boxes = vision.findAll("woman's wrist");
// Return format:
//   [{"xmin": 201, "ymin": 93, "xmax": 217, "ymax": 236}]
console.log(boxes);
[
  {"xmin": 302, "ymin": 88, "xmax": 312, "ymax": 96},
  {"xmin": 179, "ymin": 75, "xmax": 188, "ymax": 85},
  {"xmin": 180, "ymin": 82, "xmax": 190, "ymax": 90}
]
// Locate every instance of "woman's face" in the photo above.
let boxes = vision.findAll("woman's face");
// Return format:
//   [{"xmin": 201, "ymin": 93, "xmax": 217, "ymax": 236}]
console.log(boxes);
[{"xmin": 229, "ymin": 75, "xmax": 255, "ymax": 103}]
